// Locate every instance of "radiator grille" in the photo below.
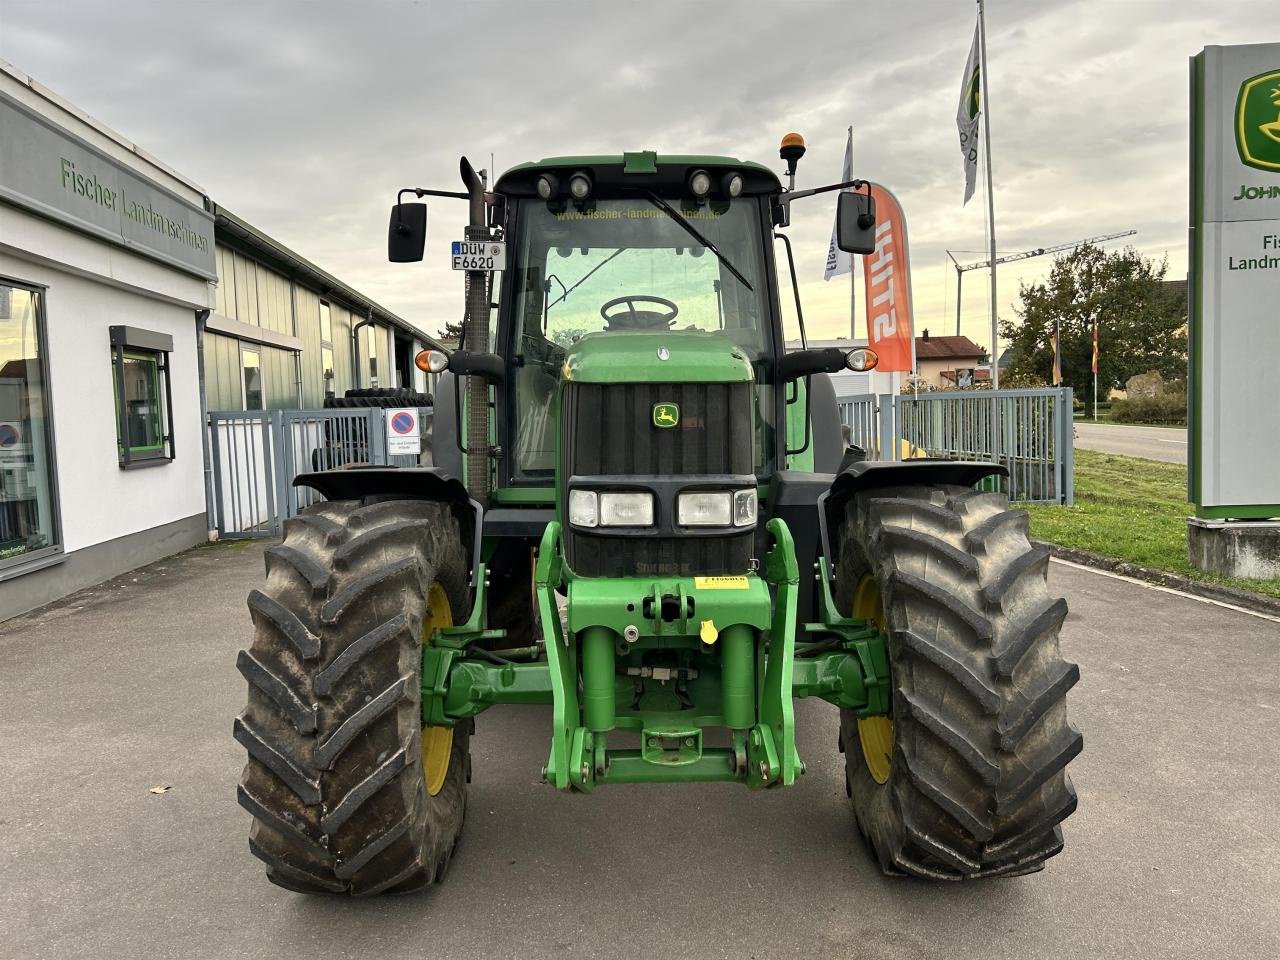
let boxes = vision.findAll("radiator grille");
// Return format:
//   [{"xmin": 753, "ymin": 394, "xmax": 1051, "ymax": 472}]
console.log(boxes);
[{"xmin": 562, "ymin": 381, "xmax": 754, "ymax": 577}]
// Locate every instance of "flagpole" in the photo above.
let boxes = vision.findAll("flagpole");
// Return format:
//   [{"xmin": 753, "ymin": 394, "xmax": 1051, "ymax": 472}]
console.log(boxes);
[
  {"xmin": 848, "ymin": 125, "xmax": 857, "ymax": 342},
  {"xmin": 1093, "ymin": 320, "xmax": 1099, "ymax": 421},
  {"xmin": 977, "ymin": 0, "xmax": 999, "ymax": 390}
]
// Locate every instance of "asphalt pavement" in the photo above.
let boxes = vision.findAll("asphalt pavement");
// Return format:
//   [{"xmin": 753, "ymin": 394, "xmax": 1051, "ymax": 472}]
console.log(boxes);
[
  {"xmin": 1074, "ymin": 421, "xmax": 1187, "ymax": 464},
  {"xmin": 1, "ymin": 540, "xmax": 1277, "ymax": 960}
]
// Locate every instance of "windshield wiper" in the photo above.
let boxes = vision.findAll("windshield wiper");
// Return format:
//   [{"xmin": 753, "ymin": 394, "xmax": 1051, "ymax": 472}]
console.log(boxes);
[
  {"xmin": 643, "ymin": 191, "xmax": 753, "ymax": 292},
  {"xmin": 546, "ymin": 247, "xmax": 630, "ymax": 311}
]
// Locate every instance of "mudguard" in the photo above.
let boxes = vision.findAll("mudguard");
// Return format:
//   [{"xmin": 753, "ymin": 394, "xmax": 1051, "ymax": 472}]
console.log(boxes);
[
  {"xmin": 294, "ymin": 467, "xmax": 482, "ymax": 585},
  {"xmin": 819, "ymin": 459, "xmax": 1008, "ymax": 566}
]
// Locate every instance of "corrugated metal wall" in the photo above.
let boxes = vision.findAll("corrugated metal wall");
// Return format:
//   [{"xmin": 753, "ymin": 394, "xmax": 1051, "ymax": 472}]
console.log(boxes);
[
  {"xmin": 204, "ymin": 331, "xmax": 297, "ymax": 410},
  {"xmin": 207, "ymin": 243, "xmax": 399, "ymax": 411},
  {"xmin": 205, "ymin": 331, "xmax": 242, "ymax": 410}
]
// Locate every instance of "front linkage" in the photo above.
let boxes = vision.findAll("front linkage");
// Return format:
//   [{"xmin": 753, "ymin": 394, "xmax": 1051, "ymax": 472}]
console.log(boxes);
[{"xmin": 420, "ymin": 518, "xmax": 890, "ymax": 792}]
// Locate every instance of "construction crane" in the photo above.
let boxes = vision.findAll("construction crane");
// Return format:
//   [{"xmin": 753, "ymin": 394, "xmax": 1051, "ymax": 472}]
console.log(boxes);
[{"xmin": 947, "ymin": 229, "xmax": 1137, "ymax": 336}]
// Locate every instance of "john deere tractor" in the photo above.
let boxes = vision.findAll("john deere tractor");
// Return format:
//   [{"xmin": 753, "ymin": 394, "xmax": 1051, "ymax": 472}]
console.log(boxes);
[{"xmin": 234, "ymin": 136, "xmax": 1081, "ymax": 895}]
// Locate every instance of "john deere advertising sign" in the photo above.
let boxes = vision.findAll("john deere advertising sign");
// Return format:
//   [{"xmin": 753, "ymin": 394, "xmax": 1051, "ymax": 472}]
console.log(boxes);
[
  {"xmin": 1190, "ymin": 44, "xmax": 1280, "ymax": 517},
  {"xmin": 1235, "ymin": 69, "xmax": 1280, "ymax": 173},
  {"xmin": 0, "ymin": 91, "xmax": 215, "ymax": 279}
]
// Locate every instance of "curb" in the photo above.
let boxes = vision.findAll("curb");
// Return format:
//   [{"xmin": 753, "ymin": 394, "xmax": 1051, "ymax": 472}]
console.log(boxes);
[{"xmin": 1035, "ymin": 540, "xmax": 1280, "ymax": 617}]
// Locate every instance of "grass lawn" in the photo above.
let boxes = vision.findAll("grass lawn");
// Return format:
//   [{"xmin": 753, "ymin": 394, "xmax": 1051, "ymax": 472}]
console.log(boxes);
[{"xmin": 1021, "ymin": 449, "xmax": 1280, "ymax": 599}]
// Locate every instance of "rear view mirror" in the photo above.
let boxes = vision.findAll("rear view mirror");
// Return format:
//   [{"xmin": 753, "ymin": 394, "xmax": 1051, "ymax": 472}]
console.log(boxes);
[
  {"xmin": 388, "ymin": 202, "xmax": 427, "ymax": 262},
  {"xmin": 836, "ymin": 192, "xmax": 877, "ymax": 255}
]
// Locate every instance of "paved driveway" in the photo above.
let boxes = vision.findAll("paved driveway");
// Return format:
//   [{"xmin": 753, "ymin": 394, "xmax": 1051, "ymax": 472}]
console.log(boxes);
[
  {"xmin": 1074, "ymin": 421, "xmax": 1187, "ymax": 464},
  {"xmin": 1, "ymin": 541, "xmax": 1276, "ymax": 960}
]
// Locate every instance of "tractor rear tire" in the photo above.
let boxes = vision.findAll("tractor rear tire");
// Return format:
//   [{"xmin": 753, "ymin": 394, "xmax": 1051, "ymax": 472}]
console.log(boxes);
[
  {"xmin": 834, "ymin": 485, "xmax": 1082, "ymax": 879},
  {"xmin": 235, "ymin": 497, "xmax": 470, "ymax": 895}
]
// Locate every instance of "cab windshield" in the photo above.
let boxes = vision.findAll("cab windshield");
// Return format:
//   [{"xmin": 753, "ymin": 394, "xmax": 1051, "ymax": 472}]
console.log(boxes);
[
  {"xmin": 510, "ymin": 196, "xmax": 771, "ymax": 353},
  {"xmin": 505, "ymin": 195, "xmax": 774, "ymax": 478}
]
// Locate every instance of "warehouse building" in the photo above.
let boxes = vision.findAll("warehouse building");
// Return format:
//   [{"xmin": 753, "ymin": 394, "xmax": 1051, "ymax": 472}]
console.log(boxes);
[
  {"xmin": 205, "ymin": 206, "xmax": 440, "ymax": 411},
  {"xmin": 0, "ymin": 60, "xmax": 442, "ymax": 620}
]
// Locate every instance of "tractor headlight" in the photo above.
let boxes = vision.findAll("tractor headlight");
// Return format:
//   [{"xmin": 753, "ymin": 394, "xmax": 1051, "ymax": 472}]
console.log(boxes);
[
  {"xmin": 732, "ymin": 489, "xmax": 757, "ymax": 527},
  {"xmin": 536, "ymin": 173, "xmax": 559, "ymax": 199},
  {"xmin": 722, "ymin": 172, "xmax": 744, "ymax": 198},
  {"xmin": 599, "ymin": 492, "xmax": 654, "ymax": 527},
  {"xmin": 568, "ymin": 490, "xmax": 598, "ymax": 528},
  {"xmin": 678, "ymin": 491, "xmax": 732, "ymax": 527},
  {"xmin": 688, "ymin": 169, "xmax": 712, "ymax": 199},
  {"xmin": 568, "ymin": 170, "xmax": 593, "ymax": 201}
]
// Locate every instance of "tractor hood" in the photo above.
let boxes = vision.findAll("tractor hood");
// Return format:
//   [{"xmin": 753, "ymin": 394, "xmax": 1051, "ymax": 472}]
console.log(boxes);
[{"xmin": 562, "ymin": 330, "xmax": 754, "ymax": 384}]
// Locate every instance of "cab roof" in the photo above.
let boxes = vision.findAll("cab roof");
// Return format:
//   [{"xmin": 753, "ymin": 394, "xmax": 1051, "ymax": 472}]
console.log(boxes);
[{"xmin": 495, "ymin": 151, "xmax": 782, "ymax": 198}]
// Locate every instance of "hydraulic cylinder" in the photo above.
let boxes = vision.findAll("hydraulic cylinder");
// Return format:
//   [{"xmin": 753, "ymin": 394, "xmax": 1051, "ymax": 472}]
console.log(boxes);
[
  {"xmin": 581, "ymin": 626, "xmax": 617, "ymax": 732},
  {"xmin": 720, "ymin": 624, "xmax": 756, "ymax": 730}
]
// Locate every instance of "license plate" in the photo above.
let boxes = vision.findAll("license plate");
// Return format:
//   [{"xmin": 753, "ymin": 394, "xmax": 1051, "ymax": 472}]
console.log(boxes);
[{"xmin": 451, "ymin": 240, "xmax": 507, "ymax": 271}]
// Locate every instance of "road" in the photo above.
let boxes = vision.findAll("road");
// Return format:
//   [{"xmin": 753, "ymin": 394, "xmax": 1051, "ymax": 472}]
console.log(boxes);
[
  {"xmin": 1, "ymin": 541, "xmax": 1278, "ymax": 960},
  {"xmin": 1074, "ymin": 420, "xmax": 1187, "ymax": 464}
]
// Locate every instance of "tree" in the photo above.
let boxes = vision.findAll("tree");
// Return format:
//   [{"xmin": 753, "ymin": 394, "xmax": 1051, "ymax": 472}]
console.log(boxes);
[
  {"xmin": 1000, "ymin": 244, "xmax": 1186, "ymax": 411},
  {"xmin": 438, "ymin": 318, "xmax": 465, "ymax": 344}
]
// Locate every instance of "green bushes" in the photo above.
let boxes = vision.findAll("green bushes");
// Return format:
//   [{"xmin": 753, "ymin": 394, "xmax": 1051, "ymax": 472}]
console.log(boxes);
[{"xmin": 1110, "ymin": 387, "xmax": 1187, "ymax": 424}]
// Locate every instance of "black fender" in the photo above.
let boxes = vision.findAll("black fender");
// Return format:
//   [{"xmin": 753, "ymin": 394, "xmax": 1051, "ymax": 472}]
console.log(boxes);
[
  {"xmin": 808, "ymin": 373, "xmax": 846, "ymax": 474},
  {"xmin": 430, "ymin": 371, "xmax": 463, "ymax": 479},
  {"xmin": 294, "ymin": 467, "xmax": 482, "ymax": 588},
  {"xmin": 764, "ymin": 470, "xmax": 836, "ymax": 626},
  {"xmin": 819, "ymin": 460, "xmax": 1009, "ymax": 568}
]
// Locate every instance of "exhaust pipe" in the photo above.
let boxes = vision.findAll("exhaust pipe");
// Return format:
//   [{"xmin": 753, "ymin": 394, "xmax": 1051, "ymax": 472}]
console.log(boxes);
[{"xmin": 460, "ymin": 157, "xmax": 491, "ymax": 504}]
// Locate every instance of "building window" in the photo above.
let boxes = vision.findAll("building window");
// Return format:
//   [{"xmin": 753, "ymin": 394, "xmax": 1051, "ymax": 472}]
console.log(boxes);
[
  {"xmin": 0, "ymin": 281, "xmax": 60, "ymax": 567},
  {"xmin": 319, "ymin": 301, "xmax": 335, "ymax": 400},
  {"xmin": 321, "ymin": 346, "xmax": 335, "ymax": 401},
  {"xmin": 242, "ymin": 348, "xmax": 263, "ymax": 410},
  {"xmin": 110, "ymin": 326, "xmax": 175, "ymax": 469},
  {"xmin": 319, "ymin": 300, "xmax": 332, "ymax": 343}
]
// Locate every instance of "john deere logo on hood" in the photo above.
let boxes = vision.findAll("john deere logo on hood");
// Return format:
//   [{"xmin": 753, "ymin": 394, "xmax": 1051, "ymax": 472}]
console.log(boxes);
[
  {"xmin": 1236, "ymin": 69, "xmax": 1280, "ymax": 173},
  {"xmin": 653, "ymin": 402, "xmax": 679, "ymax": 428}
]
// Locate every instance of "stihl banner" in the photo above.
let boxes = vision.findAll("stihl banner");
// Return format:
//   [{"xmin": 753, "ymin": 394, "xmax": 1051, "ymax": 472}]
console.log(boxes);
[{"xmin": 862, "ymin": 183, "xmax": 915, "ymax": 373}]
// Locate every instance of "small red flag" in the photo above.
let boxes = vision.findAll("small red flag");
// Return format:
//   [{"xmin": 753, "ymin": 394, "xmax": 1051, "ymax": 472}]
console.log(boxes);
[{"xmin": 1052, "ymin": 323, "xmax": 1062, "ymax": 385}]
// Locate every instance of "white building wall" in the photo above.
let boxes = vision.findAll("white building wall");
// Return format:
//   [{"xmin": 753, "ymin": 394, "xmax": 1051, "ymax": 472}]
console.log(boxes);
[{"xmin": 0, "ymin": 248, "xmax": 207, "ymax": 552}]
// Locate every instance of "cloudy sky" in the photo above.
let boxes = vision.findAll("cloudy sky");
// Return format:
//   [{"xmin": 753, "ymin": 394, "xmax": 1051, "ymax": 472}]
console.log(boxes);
[{"xmin": 0, "ymin": 0, "xmax": 1269, "ymax": 350}]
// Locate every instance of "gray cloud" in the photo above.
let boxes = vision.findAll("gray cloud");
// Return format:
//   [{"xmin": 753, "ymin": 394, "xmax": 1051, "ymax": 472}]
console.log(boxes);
[{"xmin": 0, "ymin": 0, "xmax": 1269, "ymax": 350}]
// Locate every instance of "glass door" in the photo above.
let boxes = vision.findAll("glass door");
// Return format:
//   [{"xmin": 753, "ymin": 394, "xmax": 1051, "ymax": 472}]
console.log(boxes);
[{"xmin": 0, "ymin": 281, "xmax": 60, "ymax": 568}]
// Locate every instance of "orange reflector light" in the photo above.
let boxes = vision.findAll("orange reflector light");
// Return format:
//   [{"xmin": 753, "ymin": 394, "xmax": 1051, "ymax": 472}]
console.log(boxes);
[
  {"xmin": 846, "ymin": 348, "xmax": 878, "ymax": 372},
  {"xmin": 416, "ymin": 349, "xmax": 450, "ymax": 374}
]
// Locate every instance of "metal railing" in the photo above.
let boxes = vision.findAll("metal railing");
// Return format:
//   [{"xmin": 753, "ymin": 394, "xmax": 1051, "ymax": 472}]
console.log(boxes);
[
  {"xmin": 836, "ymin": 387, "xmax": 1074, "ymax": 505},
  {"xmin": 208, "ymin": 388, "xmax": 1070, "ymax": 539},
  {"xmin": 207, "ymin": 406, "xmax": 431, "ymax": 538},
  {"xmin": 836, "ymin": 393, "xmax": 879, "ymax": 453}
]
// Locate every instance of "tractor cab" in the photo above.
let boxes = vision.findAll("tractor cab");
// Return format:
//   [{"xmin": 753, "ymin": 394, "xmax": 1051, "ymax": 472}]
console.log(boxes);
[{"xmin": 493, "ymin": 155, "xmax": 781, "ymax": 486}]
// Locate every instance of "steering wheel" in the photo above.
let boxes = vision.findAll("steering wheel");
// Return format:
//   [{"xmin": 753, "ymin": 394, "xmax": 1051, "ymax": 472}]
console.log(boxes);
[{"xmin": 600, "ymin": 295, "xmax": 679, "ymax": 331}]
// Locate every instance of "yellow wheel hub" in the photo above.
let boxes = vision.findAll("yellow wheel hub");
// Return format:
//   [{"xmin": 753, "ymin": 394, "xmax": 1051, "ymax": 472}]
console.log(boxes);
[
  {"xmin": 421, "ymin": 582, "xmax": 454, "ymax": 797},
  {"xmin": 852, "ymin": 574, "xmax": 894, "ymax": 785}
]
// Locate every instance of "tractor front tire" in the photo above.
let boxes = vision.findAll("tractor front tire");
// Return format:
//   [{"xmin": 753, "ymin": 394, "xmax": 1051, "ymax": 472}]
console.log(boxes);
[
  {"xmin": 834, "ymin": 485, "xmax": 1082, "ymax": 879},
  {"xmin": 235, "ymin": 498, "xmax": 470, "ymax": 895}
]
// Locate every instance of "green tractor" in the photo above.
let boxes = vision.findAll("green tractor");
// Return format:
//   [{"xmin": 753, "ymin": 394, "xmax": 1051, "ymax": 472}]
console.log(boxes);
[{"xmin": 234, "ymin": 137, "xmax": 1081, "ymax": 895}]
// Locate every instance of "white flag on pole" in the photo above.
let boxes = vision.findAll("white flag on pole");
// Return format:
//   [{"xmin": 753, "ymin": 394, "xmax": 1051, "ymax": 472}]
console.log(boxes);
[
  {"xmin": 956, "ymin": 22, "xmax": 981, "ymax": 205},
  {"xmin": 824, "ymin": 129, "xmax": 854, "ymax": 280}
]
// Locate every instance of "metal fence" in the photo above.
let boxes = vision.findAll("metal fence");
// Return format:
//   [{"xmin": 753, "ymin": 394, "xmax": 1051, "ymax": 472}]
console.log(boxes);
[
  {"xmin": 209, "ymin": 388, "xmax": 1070, "ymax": 538},
  {"xmin": 207, "ymin": 406, "xmax": 431, "ymax": 538},
  {"xmin": 836, "ymin": 387, "xmax": 1074, "ymax": 505}
]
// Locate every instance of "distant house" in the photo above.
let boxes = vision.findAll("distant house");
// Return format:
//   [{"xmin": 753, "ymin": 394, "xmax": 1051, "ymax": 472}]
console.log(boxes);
[{"xmin": 913, "ymin": 331, "xmax": 987, "ymax": 388}]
